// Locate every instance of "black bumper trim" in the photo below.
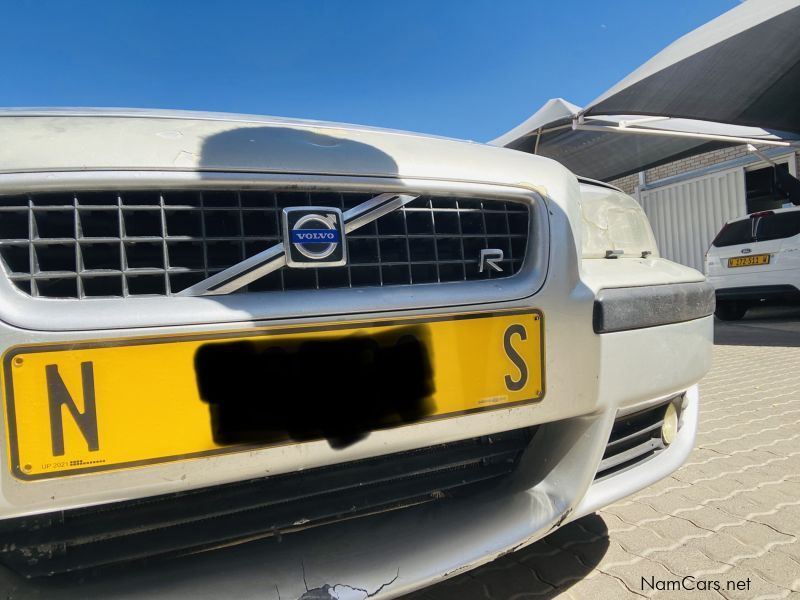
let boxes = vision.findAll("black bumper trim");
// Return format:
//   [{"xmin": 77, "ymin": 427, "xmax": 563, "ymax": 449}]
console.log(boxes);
[
  {"xmin": 715, "ymin": 284, "xmax": 800, "ymax": 302},
  {"xmin": 593, "ymin": 281, "xmax": 715, "ymax": 333}
]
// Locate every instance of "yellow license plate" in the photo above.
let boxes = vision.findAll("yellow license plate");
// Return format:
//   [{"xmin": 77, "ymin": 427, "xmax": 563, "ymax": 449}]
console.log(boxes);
[
  {"xmin": 728, "ymin": 254, "xmax": 770, "ymax": 267},
  {"xmin": 3, "ymin": 310, "xmax": 544, "ymax": 480}
]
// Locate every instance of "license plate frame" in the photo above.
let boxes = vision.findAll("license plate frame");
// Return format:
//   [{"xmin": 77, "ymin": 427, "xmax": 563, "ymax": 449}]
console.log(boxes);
[
  {"xmin": 3, "ymin": 310, "xmax": 544, "ymax": 480},
  {"xmin": 728, "ymin": 254, "xmax": 770, "ymax": 268}
]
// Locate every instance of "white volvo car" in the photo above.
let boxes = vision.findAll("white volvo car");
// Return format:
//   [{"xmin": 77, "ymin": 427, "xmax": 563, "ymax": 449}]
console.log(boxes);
[
  {"xmin": 0, "ymin": 110, "xmax": 713, "ymax": 598},
  {"xmin": 706, "ymin": 206, "xmax": 800, "ymax": 320}
]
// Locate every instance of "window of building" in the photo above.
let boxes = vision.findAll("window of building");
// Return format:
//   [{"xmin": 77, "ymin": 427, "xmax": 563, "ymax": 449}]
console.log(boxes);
[{"xmin": 745, "ymin": 162, "xmax": 792, "ymax": 213}]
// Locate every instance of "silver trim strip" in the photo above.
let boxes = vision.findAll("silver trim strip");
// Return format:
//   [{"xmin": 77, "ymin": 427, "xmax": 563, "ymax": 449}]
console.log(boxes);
[
  {"xmin": 343, "ymin": 193, "xmax": 417, "ymax": 233},
  {"xmin": 0, "ymin": 171, "xmax": 549, "ymax": 332},
  {"xmin": 180, "ymin": 245, "xmax": 287, "ymax": 296}
]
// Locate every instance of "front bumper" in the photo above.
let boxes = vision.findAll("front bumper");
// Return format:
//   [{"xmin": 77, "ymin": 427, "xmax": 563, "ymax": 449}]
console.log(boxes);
[
  {"xmin": 0, "ymin": 121, "xmax": 715, "ymax": 595},
  {"xmin": 0, "ymin": 309, "xmax": 711, "ymax": 597},
  {"xmin": 0, "ymin": 385, "xmax": 701, "ymax": 599}
]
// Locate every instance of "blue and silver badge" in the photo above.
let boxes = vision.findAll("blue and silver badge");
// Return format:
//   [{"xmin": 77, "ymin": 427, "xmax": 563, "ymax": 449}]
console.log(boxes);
[{"xmin": 282, "ymin": 206, "xmax": 347, "ymax": 268}]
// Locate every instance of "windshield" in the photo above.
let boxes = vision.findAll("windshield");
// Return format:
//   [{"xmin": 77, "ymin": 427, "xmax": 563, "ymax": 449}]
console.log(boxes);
[{"xmin": 712, "ymin": 211, "xmax": 800, "ymax": 247}]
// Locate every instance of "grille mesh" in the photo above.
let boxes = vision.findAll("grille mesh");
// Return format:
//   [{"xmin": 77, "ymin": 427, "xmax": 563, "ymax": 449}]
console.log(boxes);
[{"xmin": 0, "ymin": 190, "xmax": 529, "ymax": 298}]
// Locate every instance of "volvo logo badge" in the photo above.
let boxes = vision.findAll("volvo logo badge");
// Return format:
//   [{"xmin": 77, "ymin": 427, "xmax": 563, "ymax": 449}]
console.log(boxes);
[{"xmin": 282, "ymin": 207, "xmax": 347, "ymax": 268}]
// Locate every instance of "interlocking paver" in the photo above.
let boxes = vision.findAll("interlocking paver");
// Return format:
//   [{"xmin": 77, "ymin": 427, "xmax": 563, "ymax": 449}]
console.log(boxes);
[
  {"xmin": 679, "ymin": 506, "xmax": 744, "ymax": 531},
  {"xmin": 603, "ymin": 501, "xmax": 666, "ymax": 526},
  {"xmin": 408, "ymin": 575, "xmax": 489, "ymax": 600},
  {"xmin": 564, "ymin": 538, "xmax": 610, "ymax": 569},
  {"xmin": 724, "ymin": 521, "xmax": 795, "ymax": 551},
  {"xmin": 711, "ymin": 565, "xmax": 789, "ymax": 600},
  {"xmin": 740, "ymin": 549, "xmax": 800, "ymax": 592},
  {"xmin": 689, "ymin": 530, "xmax": 762, "ymax": 565},
  {"xmin": 515, "ymin": 547, "xmax": 589, "ymax": 588},
  {"xmin": 471, "ymin": 561, "xmax": 555, "ymax": 597},
  {"xmin": 405, "ymin": 324, "xmax": 800, "ymax": 599},
  {"xmin": 669, "ymin": 481, "xmax": 726, "ymax": 502},
  {"xmin": 756, "ymin": 506, "xmax": 800, "ymax": 539},
  {"xmin": 606, "ymin": 524, "xmax": 670, "ymax": 557},
  {"xmin": 602, "ymin": 555, "xmax": 679, "ymax": 598},
  {"xmin": 565, "ymin": 574, "xmax": 633, "ymax": 600},
  {"xmin": 647, "ymin": 547, "xmax": 727, "ymax": 579},
  {"xmin": 640, "ymin": 513, "xmax": 707, "ymax": 540},
  {"xmin": 634, "ymin": 492, "xmax": 707, "ymax": 515}
]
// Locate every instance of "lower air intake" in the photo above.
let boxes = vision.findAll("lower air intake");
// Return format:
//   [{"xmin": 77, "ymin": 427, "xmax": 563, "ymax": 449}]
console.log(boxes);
[
  {"xmin": 0, "ymin": 427, "xmax": 534, "ymax": 577},
  {"xmin": 595, "ymin": 398, "xmax": 680, "ymax": 480}
]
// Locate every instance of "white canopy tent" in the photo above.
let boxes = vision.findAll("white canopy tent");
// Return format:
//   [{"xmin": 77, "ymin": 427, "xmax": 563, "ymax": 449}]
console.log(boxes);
[
  {"xmin": 586, "ymin": 0, "xmax": 800, "ymax": 133},
  {"xmin": 492, "ymin": 0, "xmax": 800, "ymax": 183},
  {"xmin": 490, "ymin": 98, "xmax": 798, "ymax": 182}
]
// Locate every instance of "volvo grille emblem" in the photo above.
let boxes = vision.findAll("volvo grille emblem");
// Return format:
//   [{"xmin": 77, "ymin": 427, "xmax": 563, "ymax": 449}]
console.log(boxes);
[{"xmin": 282, "ymin": 206, "xmax": 347, "ymax": 268}]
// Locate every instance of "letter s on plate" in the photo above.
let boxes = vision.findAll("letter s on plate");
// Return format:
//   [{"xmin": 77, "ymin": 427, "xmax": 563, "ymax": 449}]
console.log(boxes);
[{"xmin": 503, "ymin": 324, "xmax": 528, "ymax": 391}]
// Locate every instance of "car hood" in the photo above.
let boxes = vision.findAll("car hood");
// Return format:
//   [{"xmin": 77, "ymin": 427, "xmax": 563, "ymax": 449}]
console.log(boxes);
[{"xmin": 0, "ymin": 108, "xmax": 574, "ymax": 192}]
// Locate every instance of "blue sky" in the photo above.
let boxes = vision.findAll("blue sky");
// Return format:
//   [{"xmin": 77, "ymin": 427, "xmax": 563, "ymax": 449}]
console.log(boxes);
[{"xmin": 0, "ymin": 1, "xmax": 738, "ymax": 141}]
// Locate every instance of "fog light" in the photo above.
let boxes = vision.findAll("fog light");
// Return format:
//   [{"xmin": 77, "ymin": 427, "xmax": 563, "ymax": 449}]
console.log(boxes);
[{"xmin": 662, "ymin": 402, "xmax": 679, "ymax": 445}]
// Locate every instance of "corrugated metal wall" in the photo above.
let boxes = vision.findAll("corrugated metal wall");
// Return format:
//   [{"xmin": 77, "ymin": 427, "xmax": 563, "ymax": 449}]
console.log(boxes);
[{"xmin": 637, "ymin": 168, "xmax": 746, "ymax": 271}]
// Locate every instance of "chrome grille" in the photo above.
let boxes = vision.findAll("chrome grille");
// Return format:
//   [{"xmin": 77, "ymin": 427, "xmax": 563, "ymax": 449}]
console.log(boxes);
[{"xmin": 0, "ymin": 190, "xmax": 529, "ymax": 298}]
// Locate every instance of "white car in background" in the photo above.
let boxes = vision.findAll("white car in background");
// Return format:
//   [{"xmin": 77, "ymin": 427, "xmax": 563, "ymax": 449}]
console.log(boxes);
[
  {"xmin": 706, "ymin": 206, "xmax": 800, "ymax": 320},
  {"xmin": 0, "ymin": 109, "xmax": 713, "ymax": 598}
]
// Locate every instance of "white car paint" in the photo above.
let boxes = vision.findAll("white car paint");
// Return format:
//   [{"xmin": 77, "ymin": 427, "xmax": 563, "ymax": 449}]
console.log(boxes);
[
  {"xmin": 706, "ymin": 205, "xmax": 800, "ymax": 319},
  {"xmin": 0, "ymin": 110, "xmax": 713, "ymax": 598}
]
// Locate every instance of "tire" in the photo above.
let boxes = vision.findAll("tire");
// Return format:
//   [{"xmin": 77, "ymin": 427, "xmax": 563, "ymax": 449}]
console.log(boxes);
[{"xmin": 715, "ymin": 301, "xmax": 748, "ymax": 321}]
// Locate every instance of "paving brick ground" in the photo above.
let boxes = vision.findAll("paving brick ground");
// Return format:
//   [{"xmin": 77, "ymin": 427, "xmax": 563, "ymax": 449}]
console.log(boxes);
[{"xmin": 406, "ymin": 310, "xmax": 800, "ymax": 600}]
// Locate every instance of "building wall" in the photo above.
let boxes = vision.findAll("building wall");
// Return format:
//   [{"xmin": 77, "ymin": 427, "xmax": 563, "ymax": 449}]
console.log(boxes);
[
  {"xmin": 637, "ymin": 169, "xmax": 745, "ymax": 271},
  {"xmin": 607, "ymin": 146, "xmax": 800, "ymax": 272},
  {"xmin": 610, "ymin": 172, "xmax": 639, "ymax": 195},
  {"xmin": 610, "ymin": 145, "xmax": 800, "ymax": 194},
  {"xmin": 642, "ymin": 146, "xmax": 750, "ymax": 186}
]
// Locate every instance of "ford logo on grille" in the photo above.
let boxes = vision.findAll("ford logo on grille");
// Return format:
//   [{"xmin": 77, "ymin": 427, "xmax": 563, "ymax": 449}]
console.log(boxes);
[{"xmin": 282, "ymin": 207, "xmax": 347, "ymax": 268}]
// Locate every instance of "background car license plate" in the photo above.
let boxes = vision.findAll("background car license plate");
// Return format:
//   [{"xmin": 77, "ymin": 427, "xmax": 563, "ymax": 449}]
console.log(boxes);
[
  {"xmin": 3, "ymin": 310, "xmax": 543, "ymax": 479},
  {"xmin": 728, "ymin": 254, "xmax": 770, "ymax": 267}
]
